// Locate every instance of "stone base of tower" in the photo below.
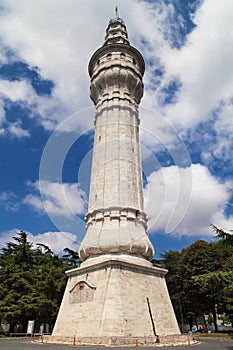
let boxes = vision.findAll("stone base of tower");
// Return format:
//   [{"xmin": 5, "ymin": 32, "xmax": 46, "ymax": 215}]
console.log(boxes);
[{"xmin": 51, "ymin": 255, "xmax": 182, "ymax": 345}]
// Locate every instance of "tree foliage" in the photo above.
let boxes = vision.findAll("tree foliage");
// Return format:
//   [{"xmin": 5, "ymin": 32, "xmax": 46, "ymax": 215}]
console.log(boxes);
[
  {"xmin": 160, "ymin": 227, "xmax": 233, "ymax": 331},
  {"xmin": 0, "ymin": 227, "xmax": 232, "ymax": 334},
  {"xmin": 0, "ymin": 231, "xmax": 80, "ymax": 333}
]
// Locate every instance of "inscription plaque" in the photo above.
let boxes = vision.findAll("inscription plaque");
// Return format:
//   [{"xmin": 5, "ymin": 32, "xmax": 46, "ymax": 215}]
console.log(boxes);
[{"xmin": 69, "ymin": 281, "xmax": 96, "ymax": 304}]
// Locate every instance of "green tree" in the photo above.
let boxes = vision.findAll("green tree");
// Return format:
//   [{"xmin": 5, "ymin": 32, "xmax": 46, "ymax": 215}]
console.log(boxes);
[
  {"xmin": 0, "ymin": 231, "xmax": 69, "ymax": 333},
  {"xmin": 161, "ymin": 240, "xmax": 222, "ymax": 331},
  {"xmin": 31, "ymin": 244, "xmax": 67, "ymax": 331},
  {"xmin": 210, "ymin": 226, "xmax": 233, "ymax": 326},
  {"xmin": 62, "ymin": 247, "xmax": 81, "ymax": 267},
  {"xmin": 179, "ymin": 241, "xmax": 215, "ymax": 328},
  {"xmin": 0, "ymin": 231, "xmax": 37, "ymax": 332},
  {"xmin": 160, "ymin": 250, "xmax": 186, "ymax": 332},
  {"xmin": 211, "ymin": 224, "xmax": 233, "ymax": 244},
  {"xmin": 192, "ymin": 270, "xmax": 229, "ymax": 331}
]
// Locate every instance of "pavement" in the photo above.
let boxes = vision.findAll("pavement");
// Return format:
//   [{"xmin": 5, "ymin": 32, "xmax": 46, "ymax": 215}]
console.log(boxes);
[{"xmin": 0, "ymin": 337, "xmax": 233, "ymax": 350}]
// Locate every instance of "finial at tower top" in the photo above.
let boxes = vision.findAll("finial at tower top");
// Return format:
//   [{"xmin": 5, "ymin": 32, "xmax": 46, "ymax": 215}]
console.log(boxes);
[
  {"xmin": 109, "ymin": 6, "xmax": 125, "ymax": 26},
  {"xmin": 115, "ymin": 6, "xmax": 119, "ymax": 19}
]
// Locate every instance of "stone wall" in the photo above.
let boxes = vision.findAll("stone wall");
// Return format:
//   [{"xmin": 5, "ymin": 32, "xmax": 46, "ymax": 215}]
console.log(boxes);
[{"xmin": 52, "ymin": 258, "xmax": 180, "ymax": 339}]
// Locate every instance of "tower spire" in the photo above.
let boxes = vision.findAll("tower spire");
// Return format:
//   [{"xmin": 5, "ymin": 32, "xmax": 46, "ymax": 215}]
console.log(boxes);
[
  {"xmin": 115, "ymin": 6, "xmax": 119, "ymax": 19},
  {"xmin": 104, "ymin": 8, "xmax": 129, "ymax": 46}
]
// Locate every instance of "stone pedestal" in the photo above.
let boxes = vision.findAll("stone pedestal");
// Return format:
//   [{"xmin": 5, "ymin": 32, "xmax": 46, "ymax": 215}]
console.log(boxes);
[{"xmin": 52, "ymin": 255, "xmax": 180, "ymax": 340}]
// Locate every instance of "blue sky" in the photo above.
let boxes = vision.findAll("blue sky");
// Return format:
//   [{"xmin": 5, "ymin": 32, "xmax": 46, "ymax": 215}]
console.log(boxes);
[{"xmin": 0, "ymin": 0, "xmax": 232, "ymax": 259}]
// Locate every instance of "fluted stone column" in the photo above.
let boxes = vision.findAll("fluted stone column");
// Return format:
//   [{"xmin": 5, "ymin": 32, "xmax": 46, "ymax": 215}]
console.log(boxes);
[{"xmin": 79, "ymin": 14, "xmax": 154, "ymax": 262}]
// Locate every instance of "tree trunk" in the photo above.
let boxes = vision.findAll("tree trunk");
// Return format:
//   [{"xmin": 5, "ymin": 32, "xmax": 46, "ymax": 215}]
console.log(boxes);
[
  {"xmin": 211, "ymin": 300, "xmax": 218, "ymax": 332},
  {"xmin": 178, "ymin": 297, "xmax": 185, "ymax": 333},
  {"xmin": 9, "ymin": 321, "xmax": 16, "ymax": 336}
]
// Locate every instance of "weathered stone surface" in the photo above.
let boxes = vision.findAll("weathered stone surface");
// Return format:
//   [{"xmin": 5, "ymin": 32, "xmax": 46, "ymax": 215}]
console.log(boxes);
[
  {"xmin": 52, "ymin": 256, "xmax": 180, "ymax": 338},
  {"xmin": 79, "ymin": 17, "xmax": 154, "ymax": 262},
  {"xmin": 53, "ymin": 12, "xmax": 181, "ymax": 342},
  {"xmin": 45, "ymin": 334, "xmax": 193, "ymax": 346}
]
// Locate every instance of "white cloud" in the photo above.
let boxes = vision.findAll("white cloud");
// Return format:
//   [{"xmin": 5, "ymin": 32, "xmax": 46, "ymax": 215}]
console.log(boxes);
[
  {"xmin": 0, "ymin": 228, "xmax": 17, "ymax": 248},
  {"xmin": 0, "ymin": 0, "xmax": 180, "ymax": 133},
  {"xmin": 23, "ymin": 180, "xmax": 87, "ymax": 218},
  {"xmin": 0, "ymin": 99, "xmax": 6, "ymax": 125},
  {"xmin": 8, "ymin": 120, "xmax": 30, "ymax": 138},
  {"xmin": 0, "ymin": 47, "xmax": 9, "ymax": 64},
  {"xmin": 0, "ymin": 0, "xmax": 113, "ymax": 126},
  {"xmin": 0, "ymin": 228, "xmax": 79, "ymax": 255},
  {"xmin": 161, "ymin": 0, "xmax": 233, "ymax": 128},
  {"xmin": 140, "ymin": 107, "xmax": 191, "ymax": 170},
  {"xmin": 0, "ymin": 190, "xmax": 19, "ymax": 212},
  {"xmin": 211, "ymin": 101, "xmax": 233, "ymax": 160},
  {"xmin": 27, "ymin": 230, "xmax": 78, "ymax": 255},
  {"xmin": 0, "ymin": 79, "xmax": 33, "ymax": 101},
  {"xmin": 144, "ymin": 163, "xmax": 233, "ymax": 237},
  {"xmin": 0, "ymin": 0, "xmax": 231, "ymax": 134},
  {"xmin": 140, "ymin": 108, "xmax": 177, "ymax": 152},
  {"xmin": 0, "ymin": 78, "xmax": 64, "ymax": 132}
]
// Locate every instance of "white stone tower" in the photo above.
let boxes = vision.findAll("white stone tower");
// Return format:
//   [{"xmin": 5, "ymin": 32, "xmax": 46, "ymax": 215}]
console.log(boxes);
[
  {"xmin": 79, "ymin": 10, "xmax": 154, "ymax": 264},
  {"xmin": 52, "ymin": 10, "xmax": 181, "ymax": 345}
]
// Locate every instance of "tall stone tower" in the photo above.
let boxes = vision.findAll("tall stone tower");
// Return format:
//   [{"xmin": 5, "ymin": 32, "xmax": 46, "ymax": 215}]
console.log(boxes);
[{"xmin": 52, "ymin": 10, "xmax": 181, "ymax": 345}]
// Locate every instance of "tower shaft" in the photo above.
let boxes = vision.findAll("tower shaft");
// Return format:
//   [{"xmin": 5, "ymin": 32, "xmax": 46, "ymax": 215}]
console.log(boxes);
[
  {"xmin": 89, "ymin": 101, "xmax": 143, "ymax": 211},
  {"xmin": 79, "ymin": 15, "xmax": 153, "ymax": 261}
]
